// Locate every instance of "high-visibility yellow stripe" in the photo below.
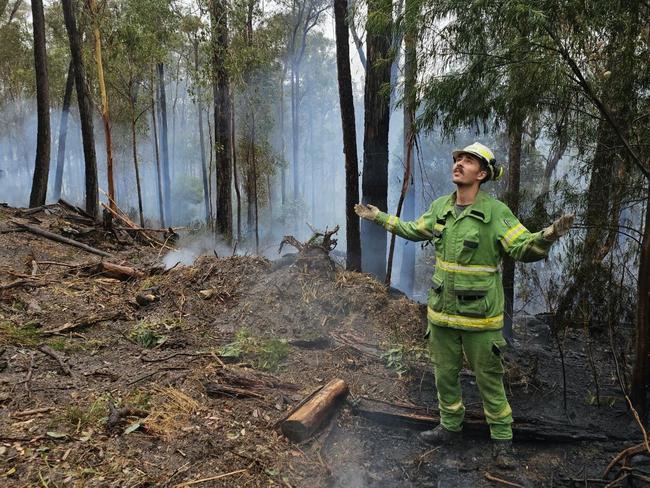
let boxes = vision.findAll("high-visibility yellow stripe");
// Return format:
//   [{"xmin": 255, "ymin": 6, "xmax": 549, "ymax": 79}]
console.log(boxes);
[
  {"xmin": 428, "ymin": 308, "xmax": 503, "ymax": 329},
  {"xmin": 484, "ymin": 403, "xmax": 512, "ymax": 421},
  {"xmin": 385, "ymin": 215, "xmax": 398, "ymax": 232},
  {"xmin": 500, "ymin": 223, "xmax": 527, "ymax": 249},
  {"xmin": 440, "ymin": 399, "xmax": 464, "ymax": 413},
  {"xmin": 416, "ymin": 217, "xmax": 433, "ymax": 237},
  {"xmin": 436, "ymin": 259, "xmax": 497, "ymax": 275}
]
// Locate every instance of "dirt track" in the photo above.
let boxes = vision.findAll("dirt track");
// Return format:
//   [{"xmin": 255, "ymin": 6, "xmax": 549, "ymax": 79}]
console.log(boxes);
[{"xmin": 0, "ymin": 203, "xmax": 646, "ymax": 487}]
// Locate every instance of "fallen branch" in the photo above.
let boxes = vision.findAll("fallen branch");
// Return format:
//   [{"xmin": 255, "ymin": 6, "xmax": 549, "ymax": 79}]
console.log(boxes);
[
  {"xmin": 41, "ymin": 311, "xmax": 126, "ymax": 336},
  {"xmin": 95, "ymin": 261, "xmax": 144, "ymax": 280},
  {"xmin": 106, "ymin": 401, "xmax": 149, "ymax": 432},
  {"xmin": 37, "ymin": 344, "xmax": 72, "ymax": 376},
  {"xmin": 12, "ymin": 220, "xmax": 112, "ymax": 258},
  {"xmin": 352, "ymin": 397, "xmax": 611, "ymax": 442},
  {"xmin": 484, "ymin": 472, "xmax": 524, "ymax": 488},
  {"xmin": 204, "ymin": 382, "xmax": 265, "ymax": 399},
  {"xmin": 0, "ymin": 279, "xmax": 48, "ymax": 291},
  {"xmin": 172, "ymin": 469, "xmax": 248, "ymax": 487},
  {"xmin": 604, "ymin": 443, "xmax": 648, "ymax": 477}
]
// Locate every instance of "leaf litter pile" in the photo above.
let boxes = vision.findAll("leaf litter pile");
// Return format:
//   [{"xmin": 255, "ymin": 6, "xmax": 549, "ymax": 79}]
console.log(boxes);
[{"xmin": 1, "ymin": 202, "xmax": 648, "ymax": 488}]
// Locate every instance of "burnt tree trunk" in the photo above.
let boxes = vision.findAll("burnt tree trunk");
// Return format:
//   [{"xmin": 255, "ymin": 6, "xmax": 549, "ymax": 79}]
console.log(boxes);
[
  {"xmin": 29, "ymin": 0, "xmax": 50, "ymax": 208},
  {"xmin": 631, "ymin": 190, "xmax": 650, "ymax": 421},
  {"xmin": 87, "ymin": 0, "xmax": 115, "ymax": 211},
  {"xmin": 193, "ymin": 39, "xmax": 211, "ymax": 224},
  {"xmin": 334, "ymin": 0, "xmax": 361, "ymax": 272},
  {"xmin": 232, "ymin": 96, "xmax": 241, "ymax": 240},
  {"xmin": 211, "ymin": 0, "xmax": 232, "ymax": 238},
  {"xmin": 150, "ymin": 75, "xmax": 165, "ymax": 227},
  {"xmin": 361, "ymin": 0, "xmax": 392, "ymax": 280},
  {"xmin": 62, "ymin": 0, "xmax": 99, "ymax": 218},
  {"xmin": 157, "ymin": 62, "xmax": 172, "ymax": 224},
  {"xmin": 502, "ymin": 115, "xmax": 523, "ymax": 341},
  {"xmin": 53, "ymin": 60, "xmax": 74, "ymax": 202},
  {"xmin": 129, "ymin": 84, "xmax": 144, "ymax": 227}
]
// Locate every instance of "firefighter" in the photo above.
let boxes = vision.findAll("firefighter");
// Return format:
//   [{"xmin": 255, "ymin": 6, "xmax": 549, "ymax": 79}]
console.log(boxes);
[{"xmin": 354, "ymin": 142, "xmax": 574, "ymax": 469}]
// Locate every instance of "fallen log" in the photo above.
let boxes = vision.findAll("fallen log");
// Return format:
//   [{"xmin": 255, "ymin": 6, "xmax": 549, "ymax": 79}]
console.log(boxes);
[
  {"xmin": 96, "ymin": 261, "xmax": 144, "ymax": 280},
  {"xmin": 12, "ymin": 221, "xmax": 111, "ymax": 258},
  {"xmin": 352, "ymin": 397, "xmax": 611, "ymax": 442},
  {"xmin": 281, "ymin": 378, "xmax": 348, "ymax": 442}
]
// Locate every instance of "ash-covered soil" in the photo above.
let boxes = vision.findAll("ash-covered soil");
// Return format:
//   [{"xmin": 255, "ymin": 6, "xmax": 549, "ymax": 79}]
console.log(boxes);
[{"xmin": 0, "ymin": 203, "xmax": 647, "ymax": 488}]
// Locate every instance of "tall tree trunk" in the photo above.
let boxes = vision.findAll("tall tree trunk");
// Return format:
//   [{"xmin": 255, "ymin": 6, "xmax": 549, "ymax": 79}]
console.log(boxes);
[
  {"xmin": 291, "ymin": 62, "xmax": 300, "ymax": 200},
  {"xmin": 361, "ymin": 0, "xmax": 392, "ymax": 280},
  {"xmin": 150, "ymin": 75, "xmax": 165, "ymax": 227},
  {"xmin": 252, "ymin": 112, "xmax": 259, "ymax": 253},
  {"xmin": 502, "ymin": 115, "xmax": 524, "ymax": 341},
  {"xmin": 334, "ymin": 0, "xmax": 361, "ymax": 271},
  {"xmin": 29, "ymin": 0, "xmax": 50, "ymax": 208},
  {"xmin": 211, "ymin": 0, "xmax": 233, "ymax": 238},
  {"xmin": 53, "ymin": 61, "xmax": 74, "ymax": 202},
  {"xmin": 129, "ymin": 84, "xmax": 144, "ymax": 227},
  {"xmin": 279, "ymin": 65, "xmax": 287, "ymax": 206},
  {"xmin": 87, "ymin": 0, "xmax": 115, "ymax": 211},
  {"xmin": 62, "ymin": 0, "xmax": 99, "ymax": 218},
  {"xmin": 193, "ymin": 39, "xmax": 211, "ymax": 224},
  {"xmin": 157, "ymin": 63, "xmax": 172, "ymax": 224},
  {"xmin": 396, "ymin": 0, "xmax": 417, "ymax": 292},
  {"xmin": 232, "ymin": 96, "xmax": 241, "ymax": 240},
  {"xmin": 631, "ymin": 190, "xmax": 650, "ymax": 420}
]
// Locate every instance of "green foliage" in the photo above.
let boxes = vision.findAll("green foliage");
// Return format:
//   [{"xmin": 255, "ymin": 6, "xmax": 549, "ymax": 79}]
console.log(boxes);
[
  {"xmin": 130, "ymin": 321, "xmax": 168, "ymax": 349},
  {"xmin": 381, "ymin": 344, "xmax": 428, "ymax": 378},
  {"xmin": 218, "ymin": 328, "xmax": 290, "ymax": 371},
  {"xmin": 0, "ymin": 320, "xmax": 41, "ymax": 347},
  {"xmin": 59, "ymin": 397, "xmax": 107, "ymax": 430}
]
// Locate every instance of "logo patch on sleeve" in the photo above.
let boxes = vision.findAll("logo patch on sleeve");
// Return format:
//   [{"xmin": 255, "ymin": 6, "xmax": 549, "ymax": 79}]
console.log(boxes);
[{"xmin": 503, "ymin": 218, "xmax": 512, "ymax": 228}]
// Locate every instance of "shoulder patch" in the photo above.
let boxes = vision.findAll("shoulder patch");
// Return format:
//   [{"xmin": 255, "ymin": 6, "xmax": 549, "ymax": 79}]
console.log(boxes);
[{"xmin": 503, "ymin": 218, "xmax": 512, "ymax": 228}]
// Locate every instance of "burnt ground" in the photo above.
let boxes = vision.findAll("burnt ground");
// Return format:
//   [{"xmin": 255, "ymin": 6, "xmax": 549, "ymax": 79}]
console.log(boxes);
[{"xmin": 0, "ymin": 202, "xmax": 648, "ymax": 488}]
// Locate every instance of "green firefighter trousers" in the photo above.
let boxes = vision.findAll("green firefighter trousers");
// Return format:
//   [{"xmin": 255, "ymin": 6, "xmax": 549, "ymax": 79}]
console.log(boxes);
[{"xmin": 428, "ymin": 325, "xmax": 513, "ymax": 440}]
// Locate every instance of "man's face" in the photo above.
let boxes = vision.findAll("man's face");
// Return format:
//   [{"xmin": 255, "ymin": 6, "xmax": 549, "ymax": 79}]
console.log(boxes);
[{"xmin": 452, "ymin": 152, "xmax": 487, "ymax": 186}]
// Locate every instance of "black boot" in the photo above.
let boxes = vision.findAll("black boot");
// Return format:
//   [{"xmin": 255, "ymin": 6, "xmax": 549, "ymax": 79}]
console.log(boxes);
[
  {"xmin": 418, "ymin": 425, "xmax": 462, "ymax": 445},
  {"xmin": 492, "ymin": 440, "xmax": 517, "ymax": 470}
]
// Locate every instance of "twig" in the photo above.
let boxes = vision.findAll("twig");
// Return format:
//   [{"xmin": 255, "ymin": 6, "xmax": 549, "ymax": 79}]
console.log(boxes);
[
  {"xmin": 484, "ymin": 472, "xmax": 524, "ymax": 488},
  {"xmin": 37, "ymin": 344, "xmax": 72, "ymax": 376},
  {"xmin": 126, "ymin": 367, "xmax": 188, "ymax": 386},
  {"xmin": 141, "ymin": 351, "xmax": 213, "ymax": 363},
  {"xmin": 12, "ymin": 407, "xmax": 54, "ymax": 418},
  {"xmin": 604, "ymin": 472, "xmax": 630, "ymax": 488},
  {"xmin": 172, "ymin": 468, "xmax": 248, "ymax": 487},
  {"xmin": 604, "ymin": 443, "xmax": 647, "ymax": 477},
  {"xmin": 0, "ymin": 279, "xmax": 49, "ymax": 291}
]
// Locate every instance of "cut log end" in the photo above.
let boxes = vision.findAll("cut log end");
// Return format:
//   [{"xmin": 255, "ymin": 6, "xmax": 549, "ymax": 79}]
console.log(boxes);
[{"xmin": 281, "ymin": 378, "xmax": 348, "ymax": 442}]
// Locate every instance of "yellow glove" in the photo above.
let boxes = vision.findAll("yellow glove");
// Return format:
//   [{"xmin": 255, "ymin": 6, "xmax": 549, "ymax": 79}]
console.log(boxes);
[
  {"xmin": 354, "ymin": 203, "xmax": 379, "ymax": 221},
  {"xmin": 543, "ymin": 213, "xmax": 575, "ymax": 241}
]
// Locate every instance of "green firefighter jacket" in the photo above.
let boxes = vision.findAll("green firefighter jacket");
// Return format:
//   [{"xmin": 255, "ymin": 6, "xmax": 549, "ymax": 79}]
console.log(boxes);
[{"xmin": 374, "ymin": 190, "xmax": 554, "ymax": 331}]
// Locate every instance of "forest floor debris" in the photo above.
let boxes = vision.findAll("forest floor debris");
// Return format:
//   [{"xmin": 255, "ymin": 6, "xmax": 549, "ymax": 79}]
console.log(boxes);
[{"xmin": 0, "ymin": 203, "xmax": 646, "ymax": 487}]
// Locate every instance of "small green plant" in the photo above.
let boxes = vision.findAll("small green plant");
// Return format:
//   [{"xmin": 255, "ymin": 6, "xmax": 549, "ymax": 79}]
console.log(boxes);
[
  {"xmin": 218, "ymin": 328, "xmax": 290, "ymax": 371},
  {"xmin": 381, "ymin": 344, "xmax": 428, "ymax": 378},
  {"xmin": 0, "ymin": 321, "xmax": 41, "ymax": 346},
  {"xmin": 60, "ymin": 398, "xmax": 106, "ymax": 431},
  {"xmin": 130, "ymin": 322, "xmax": 167, "ymax": 349}
]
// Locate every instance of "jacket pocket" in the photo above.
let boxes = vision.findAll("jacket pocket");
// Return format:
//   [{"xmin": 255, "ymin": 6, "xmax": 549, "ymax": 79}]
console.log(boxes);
[
  {"xmin": 457, "ymin": 228, "xmax": 480, "ymax": 264},
  {"xmin": 455, "ymin": 289, "xmax": 487, "ymax": 317},
  {"xmin": 428, "ymin": 276, "xmax": 444, "ymax": 312}
]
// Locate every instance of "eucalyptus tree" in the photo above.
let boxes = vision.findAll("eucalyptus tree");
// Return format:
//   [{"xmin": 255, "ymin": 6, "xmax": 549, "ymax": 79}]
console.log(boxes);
[
  {"xmin": 62, "ymin": 0, "xmax": 99, "ymax": 217},
  {"xmin": 361, "ymin": 0, "xmax": 394, "ymax": 281},
  {"xmin": 28, "ymin": 0, "xmax": 50, "ymax": 207},
  {"xmin": 334, "ymin": 0, "xmax": 361, "ymax": 271}
]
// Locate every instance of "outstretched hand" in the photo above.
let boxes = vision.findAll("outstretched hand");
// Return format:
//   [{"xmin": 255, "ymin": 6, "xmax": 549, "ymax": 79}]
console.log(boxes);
[
  {"xmin": 543, "ymin": 213, "xmax": 575, "ymax": 241},
  {"xmin": 354, "ymin": 203, "xmax": 379, "ymax": 221}
]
